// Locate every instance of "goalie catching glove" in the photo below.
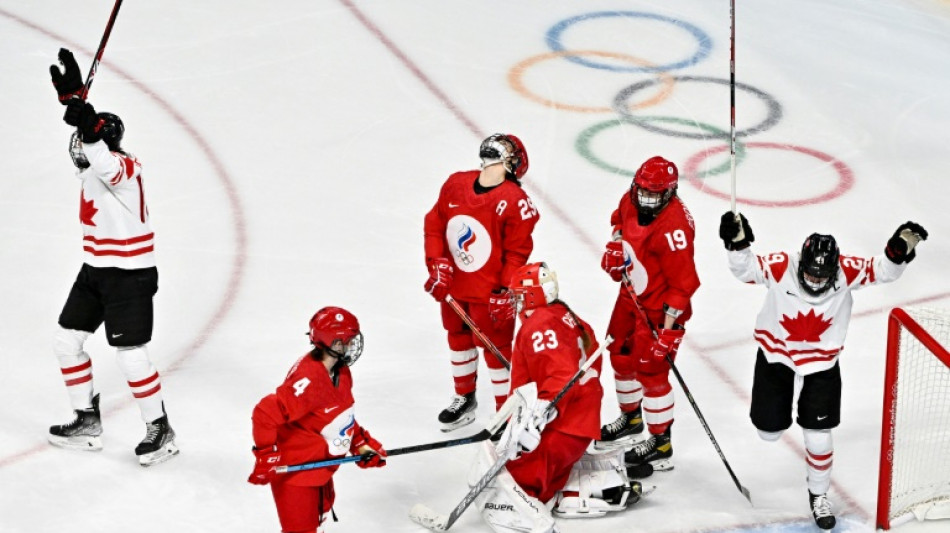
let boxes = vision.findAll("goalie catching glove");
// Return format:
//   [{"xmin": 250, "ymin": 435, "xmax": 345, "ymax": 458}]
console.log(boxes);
[{"xmin": 885, "ymin": 221, "xmax": 928, "ymax": 264}]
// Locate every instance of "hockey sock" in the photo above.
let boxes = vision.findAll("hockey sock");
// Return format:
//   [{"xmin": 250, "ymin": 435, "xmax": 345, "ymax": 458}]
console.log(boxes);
[
  {"xmin": 116, "ymin": 345, "xmax": 165, "ymax": 422},
  {"xmin": 641, "ymin": 374, "xmax": 674, "ymax": 430},
  {"xmin": 54, "ymin": 327, "xmax": 94, "ymax": 410},
  {"xmin": 803, "ymin": 428, "xmax": 833, "ymax": 495},
  {"xmin": 613, "ymin": 374, "xmax": 644, "ymax": 413},
  {"xmin": 450, "ymin": 348, "xmax": 479, "ymax": 394}
]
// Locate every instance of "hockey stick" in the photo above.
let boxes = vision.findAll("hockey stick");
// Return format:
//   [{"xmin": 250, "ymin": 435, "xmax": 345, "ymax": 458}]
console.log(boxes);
[
  {"xmin": 620, "ymin": 274, "xmax": 752, "ymax": 504},
  {"xmin": 275, "ymin": 387, "xmax": 521, "ymax": 474},
  {"xmin": 445, "ymin": 295, "xmax": 511, "ymax": 370},
  {"xmin": 80, "ymin": 0, "xmax": 124, "ymax": 100},
  {"xmin": 409, "ymin": 335, "xmax": 613, "ymax": 531}
]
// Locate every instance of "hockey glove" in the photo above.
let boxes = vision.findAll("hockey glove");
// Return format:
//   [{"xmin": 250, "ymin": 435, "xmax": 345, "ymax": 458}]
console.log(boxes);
[
  {"xmin": 64, "ymin": 100, "xmax": 104, "ymax": 143},
  {"xmin": 641, "ymin": 328, "xmax": 685, "ymax": 371},
  {"xmin": 601, "ymin": 240, "xmax": 628, "ymax": 282},
  {"xmin": 885, "ymin": 221, "xmax": 928, "ymax": 264},
  {"xmin": 50, "ymin": 48, "xmax": 84, "ymax": 104},
  {"xmin": 247, "ymin": 445, "xmax": 281, "ymax": 485},
  {"xmin": 488, "ymin": 289, "xmax": 515, "ymax": 325},
  {"xmin": 518, "ymin": 399, "xmax": 556, "ymax": 454},
  {"xmin": 350, "ymin": 427, "xmax": 387, "ymax": 469},
  {"xmin": 719, "ymin": 211, "xmax": 754, "ymax": 251},
  {"xmin": 424, "ymin": 257, "xmax": 454, "ymax": 302}
]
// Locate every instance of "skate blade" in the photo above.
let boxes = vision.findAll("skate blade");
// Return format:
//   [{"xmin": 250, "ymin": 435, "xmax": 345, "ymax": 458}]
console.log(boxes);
[
  {"xmin": 648, "ymin": 458, "xmax": 673, "ymax": 471},
  {"xmin": 138, "ymin": 442, "xmax": 179, "ymax": 467},
  {"xmin": 48, "ymin": 434, "xmax": 103, "ymax": 452},
  {"xmin": 440, "ymin": 412, "xmax": 477, "ymax": 433}
]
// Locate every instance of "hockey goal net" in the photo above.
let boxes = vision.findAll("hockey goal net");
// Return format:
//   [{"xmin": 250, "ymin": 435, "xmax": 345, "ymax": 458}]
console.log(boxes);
[{"xmin": 877, "ymin": 307, "xmax": 950, "ymax": 529}]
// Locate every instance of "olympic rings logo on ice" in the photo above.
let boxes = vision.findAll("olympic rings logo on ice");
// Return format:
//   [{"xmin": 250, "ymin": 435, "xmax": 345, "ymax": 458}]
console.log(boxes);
[{"xmin": 507, "ymin": 10, "xmax": 855, "ymax": 207}]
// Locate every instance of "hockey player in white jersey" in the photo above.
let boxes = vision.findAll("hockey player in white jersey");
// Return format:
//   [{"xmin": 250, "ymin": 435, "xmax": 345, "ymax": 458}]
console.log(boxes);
[
  {"xmin": 47, "ymin": 48, "xmax": 177, "ymax": 466},
  {"xmin": 719, "ymin": 212, "xmax": 927, "ymax": 531}
]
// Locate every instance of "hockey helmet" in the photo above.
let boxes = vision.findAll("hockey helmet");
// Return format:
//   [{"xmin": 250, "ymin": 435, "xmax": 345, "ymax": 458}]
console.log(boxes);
[
  {"xmin": 308, "ymin": 306, "xmax": 364, "ymax": 366},
  {"xmin": 798, "ymin": 233, "xmax": 839, "ymax": 296},
  {"xmin": 479, "ymin": 133, "xmax": 529, "ymax": 179},
  {"xmin": 509, "ymin": 262, "xmax": 559, "ymax": 315},
  {"xmin": 97, "ymin": 112, "xmax": 124, "ymax": 152},
  {"xmin": 631, "ymin": 156, "xmax": 678, "ymax": 216}
]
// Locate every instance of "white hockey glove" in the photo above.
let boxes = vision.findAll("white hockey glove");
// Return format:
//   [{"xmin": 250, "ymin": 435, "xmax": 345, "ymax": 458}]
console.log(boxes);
[{"xmin": 518, "ymin": 399, "xmax": 557, "ymax": 454}]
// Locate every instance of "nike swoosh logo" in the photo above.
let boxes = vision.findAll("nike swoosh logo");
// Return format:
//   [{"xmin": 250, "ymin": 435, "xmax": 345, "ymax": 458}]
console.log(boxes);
[
  {"xmin": 111, "ymin": 333, "xmax": 123, "ymax": 338},
  {"xmin": 324, "ymin": 406, "xmax": 338, "ymax": 414},
  {"xmin": 448, "ymin": 203, "xmax": 460, "ymax": 208},
  {"xmin": 817, "ymin": 415, "xmax": 828, "ymax": 420}
]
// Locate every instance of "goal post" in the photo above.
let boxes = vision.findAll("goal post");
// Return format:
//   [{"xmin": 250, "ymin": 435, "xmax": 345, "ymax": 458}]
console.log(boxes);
[{"xmin": 877, "ymin": 307, "xmax": 950, "ymax": 530}]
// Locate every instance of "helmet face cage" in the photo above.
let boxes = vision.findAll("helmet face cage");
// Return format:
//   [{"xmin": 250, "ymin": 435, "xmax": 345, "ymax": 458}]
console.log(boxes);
[
  {"xmin": 631, "ymin": 156, "xmax": 678, "ymax": 216},
  {"xmin": 308, "ymin": 307, "xmax": 363, "ymax": 366},
  {"xmin": 798, "ymin": 233, "xmax": 839, "ymax": 296},
  {"xmin": 510, "ymin": 262, "xmax": 558, "ymax": 314},
  {"xmin": 69, "ymin": 131, "xmax": 89, "ymax": 169},
  {"xmin": 479, "ymin": 133, "xmax": 529, "ymax": 179}
]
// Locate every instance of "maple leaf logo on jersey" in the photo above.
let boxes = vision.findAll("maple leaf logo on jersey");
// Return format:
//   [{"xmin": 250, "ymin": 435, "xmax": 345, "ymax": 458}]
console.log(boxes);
[
  {"xmin": 779, "ymin": 309, "xmax": 832, "ymax": 342},
  {"xmin": 79, "ymin": 191, "xmax": 98, "ymax": 226}
]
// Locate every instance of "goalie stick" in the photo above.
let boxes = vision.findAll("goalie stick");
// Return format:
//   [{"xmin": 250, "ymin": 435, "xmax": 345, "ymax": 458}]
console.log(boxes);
[
  {"xmin": 621, "ymin": 273, "xmax": 752, "ymax": 504},
  {"xmin": 409, "ymin": 335, "xmax": 613, "ymax": 531},
  {"xmin": 80, "ymin": 0, "xmax": 124, "ymax": 100},
  {"xmin": 445, "ymin": 295, "xmax": 510, "ymax": 370},
  {"xmin": 275, "ymin": 387, "xmax": 521, "ymax": 474}
]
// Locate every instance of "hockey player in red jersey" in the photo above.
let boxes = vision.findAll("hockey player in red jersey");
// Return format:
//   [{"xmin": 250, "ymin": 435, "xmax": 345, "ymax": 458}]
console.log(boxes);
[
  {"xmin": 472, "ymin": 262, "xmax": 647, "ymax": 532},
  {"xmin": 46, "ymin": 48, "xmax": 177, "ymax": 466},
  {"xmin": 597, "ymin": 156, "xmax": 700, "ymax": 471},
  {"xmin": 719, "ymin": 212, "xmax": 927, "ymax": 531},
  {"xmin": 249, "ymin": 307, "xmax": 386, "ymax": 533},
  {"xmin": 423, "ymin": 133, "xmax": 539, "ymax": 431}
]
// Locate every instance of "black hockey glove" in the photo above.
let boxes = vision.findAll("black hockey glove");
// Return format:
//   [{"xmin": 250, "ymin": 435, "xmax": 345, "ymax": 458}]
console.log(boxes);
[
  {"xmin": 885, "ymin": 221, "xmax": 928, "ymax": 264},
  {"xmin": 50, "ymin": 48, "xmax": 84, "ymax": 104},
  {"xmin": 64, "ymin": 100, "xmax": 103, "ymax": 143},
  {"xmin": 719, "ymin": 211, "xmax": 754, "ymax": 251}
]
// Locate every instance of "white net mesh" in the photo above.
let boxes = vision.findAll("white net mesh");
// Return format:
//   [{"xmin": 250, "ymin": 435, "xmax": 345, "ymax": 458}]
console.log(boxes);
[{"xmin": 887, "ymin": 307, "xmax": 950, "ymax": 523}]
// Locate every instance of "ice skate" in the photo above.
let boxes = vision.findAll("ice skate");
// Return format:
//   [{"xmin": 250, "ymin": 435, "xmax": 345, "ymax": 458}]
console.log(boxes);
[
  {"xmin": 595, "ymin": 407, "xmax": 644, "ymax": 450},
  {"xmin": 624, "ymin": 428, "xmax": 673, "ymax": 471},
  {"xmin": 135, "ymin": 414, "xmax": 179, "ymax": 466},
  {"xmin": 809, "ymin": 491, "xmax": 836, "ymax": 531},
  {"xmin": 438, "ymin": 392, "xmax": 477, "ymax": 432},
  {"xmin": 49, "ymin": 393, "xmax": 103, "ymax": 451}
]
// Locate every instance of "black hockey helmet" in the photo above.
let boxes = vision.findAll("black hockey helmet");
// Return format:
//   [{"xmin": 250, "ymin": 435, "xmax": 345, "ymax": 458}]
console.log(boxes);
[
  {"xmin": 798, "ymin": 233, "xmax": 839, "ymax": 296},
  {"xmin": 98, "ymin": 112, "xmax": 124, "ymax": 152}
]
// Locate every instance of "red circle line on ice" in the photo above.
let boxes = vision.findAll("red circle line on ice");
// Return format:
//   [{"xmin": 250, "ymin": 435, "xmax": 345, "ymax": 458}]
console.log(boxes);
[{"xmin": 682, "ymin": 143, "xmax": 855, "ymax": 207}]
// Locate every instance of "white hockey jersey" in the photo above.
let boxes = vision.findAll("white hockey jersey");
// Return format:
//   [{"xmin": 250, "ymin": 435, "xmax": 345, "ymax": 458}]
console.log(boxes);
[
  {"xmin": 77, "ymin": 140, "xmax": 155, "ymax": 269},
  {"xmin": 728, "ymin": 247, "xmax": 906, "ymax": 375}
]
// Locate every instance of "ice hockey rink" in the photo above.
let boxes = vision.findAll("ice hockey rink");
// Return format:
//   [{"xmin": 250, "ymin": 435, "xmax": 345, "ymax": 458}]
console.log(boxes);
[{"xmin": 1, "ymin": 0, "xmax": 949, "ymax": 531}]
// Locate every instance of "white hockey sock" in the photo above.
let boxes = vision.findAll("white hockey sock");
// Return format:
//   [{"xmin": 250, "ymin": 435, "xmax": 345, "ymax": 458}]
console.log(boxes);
[
  {"xmin": 614, "ymin": 376, "xmax": 643, "ymax": 412},
  {"xmin": 803, "ymin": 428, "xmax": 833, "ymax": 495},
  {"xmin": 53, "ymin": 327, "xmax": 94, "ymax": 410},
  {"xmin": 116, "ymin": 345, "xmax": 165, "ymax": 423}
]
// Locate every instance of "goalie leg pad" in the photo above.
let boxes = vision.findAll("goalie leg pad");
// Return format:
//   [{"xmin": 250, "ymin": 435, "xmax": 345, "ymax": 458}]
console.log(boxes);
[
  {"xmin": 554, "ymin": 447, "xmax": 643, "ymax": 518},
  {"xmin": 476, "ymin": 466, "xmax": 557, "ymax": 533}
]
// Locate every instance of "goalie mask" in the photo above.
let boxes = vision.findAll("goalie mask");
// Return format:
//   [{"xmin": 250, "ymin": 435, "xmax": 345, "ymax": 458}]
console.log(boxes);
[
  {"xmin": 308, "ymin": 306, "xmax": 364, "ymax": 366},
  {"xmin": 509, "ymin": 262, "xmax": 559, "ymax": 315},
  {"xmin": 631, "ymin": 156, "xmax": 678, "ymax": 217},
  {"xmin": 479, "ymin": 133, "xmax": 529, "ymax": 180},
  {"xmin": 798, "ymin": 233, "xmax": 840, "ymax": 296}
]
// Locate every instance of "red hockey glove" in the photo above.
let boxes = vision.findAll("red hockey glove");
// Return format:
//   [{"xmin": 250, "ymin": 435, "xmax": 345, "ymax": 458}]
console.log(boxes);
[
  {"xmin": 50, "ymin": 48, "xmax": 84, "ymax": 104},
  {"xmin": 601, "ymin": 241, "xmax": 627, "ymax": 282},
  {"xmin": 350, "ymin": 428, "xmax": 387, "ymax": 469},
  {"xmin": 648, "ymin": 328, "xmax": 685, "ymax": 365},
  {"xmin": 424, "ymin": 258, "xmax": 454, "ymax": 302},
  {"xmin": 248, "ymin": 445, "xmax": 281, "ymax": 485},
  {"xmin": 488, "ymin": 289, "xmax": 515, "ymax": 325}
]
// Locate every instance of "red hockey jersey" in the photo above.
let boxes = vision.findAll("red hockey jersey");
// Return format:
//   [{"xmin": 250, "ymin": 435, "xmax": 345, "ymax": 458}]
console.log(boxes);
[
  {"xmin": 510, "ymin": 303, "xmax": 602, "ymax": 440},
  {"xmin": 251, "ymin": 354, "xmax": 368, "ymax": 486},
  {"xmin": 612, "ymin": 194, "xmax": 700, "ymax": 316},
  {"xmin": 424, "ymin": 171, "xmax": 539, "ymax": 302}
]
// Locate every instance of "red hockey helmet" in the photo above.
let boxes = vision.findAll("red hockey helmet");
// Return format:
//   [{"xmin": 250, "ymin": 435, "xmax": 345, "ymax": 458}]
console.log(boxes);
[
  {"xmin": 308, "ymin": 306, "xmax": 364, "ymax": 365},
  {"xmin": 509, "ymin": 262, "xmax": 559, "ymax": 315},
  {"xmin": 479, "ymin": 133, "xmax": 529, "ymax": 179},
  {"xmin": 631, "ymin": 156, "xmax": 678, "ymax": 215}
]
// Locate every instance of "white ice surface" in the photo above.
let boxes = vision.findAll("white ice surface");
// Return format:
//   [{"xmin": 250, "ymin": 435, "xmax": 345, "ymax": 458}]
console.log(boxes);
[{"xmin": 1, "ymin": 1, "xmax": 949, "ymax": 532}]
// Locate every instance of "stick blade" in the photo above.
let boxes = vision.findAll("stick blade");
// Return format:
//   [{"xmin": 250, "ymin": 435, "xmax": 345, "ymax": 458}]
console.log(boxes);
[{"xmin": 409, "ymin": 503, "xmax": 449, "ymax": 531}]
